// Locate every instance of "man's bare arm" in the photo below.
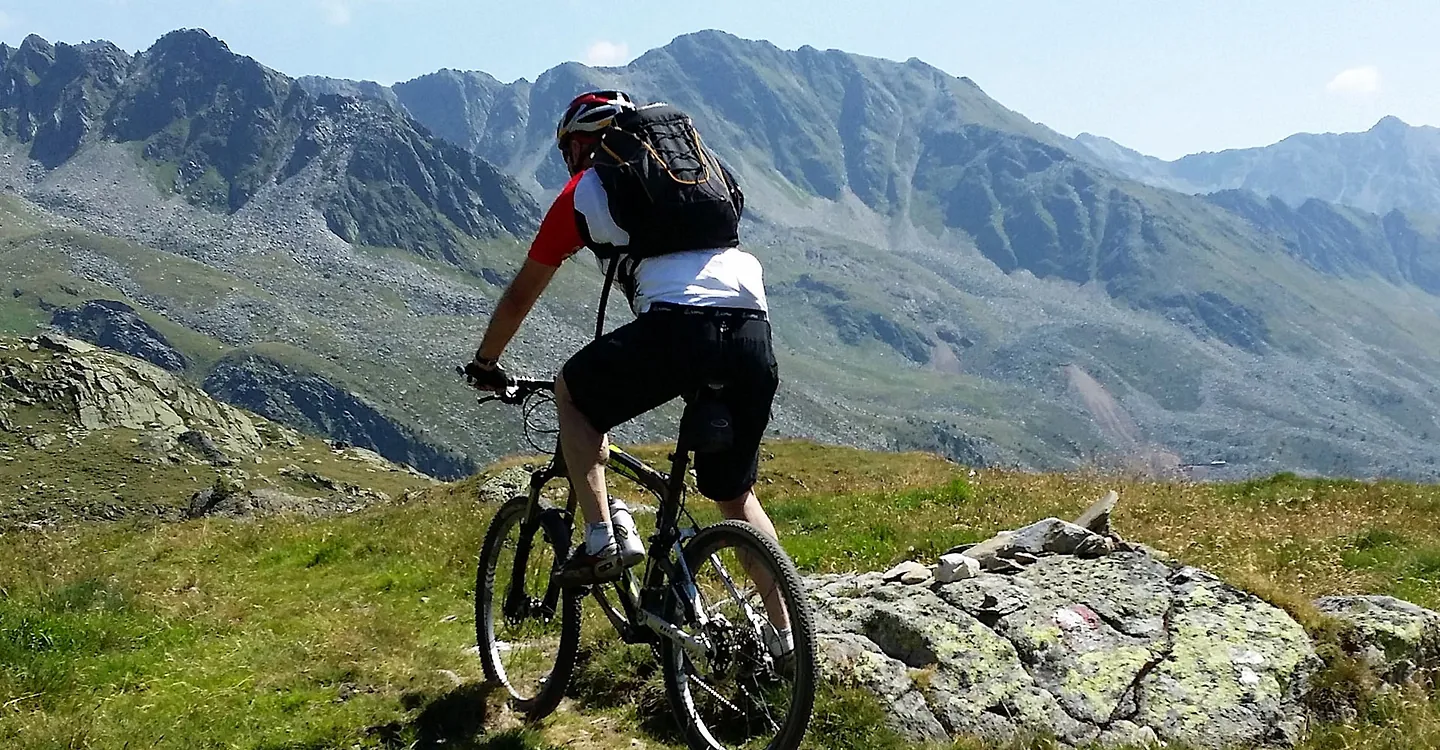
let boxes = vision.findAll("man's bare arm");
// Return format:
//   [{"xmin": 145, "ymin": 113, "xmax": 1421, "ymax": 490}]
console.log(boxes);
[{"xmin": 474, "ymin": 258, "xmax": 560, "ymax": 361}]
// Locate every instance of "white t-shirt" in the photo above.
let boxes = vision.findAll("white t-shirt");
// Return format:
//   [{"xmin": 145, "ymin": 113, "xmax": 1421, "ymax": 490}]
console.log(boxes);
[{"xmin": 571, "ymin": 169, "xmax": 768, "ymax": 315}]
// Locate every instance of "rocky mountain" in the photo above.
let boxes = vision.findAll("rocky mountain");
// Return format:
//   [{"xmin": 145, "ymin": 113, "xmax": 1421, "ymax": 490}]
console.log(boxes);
[
  {"xmin": 0, "ymin": 31, "xmax": 554, "ymax": 478},
  {"xmin": 1076, "ymin": 117, "xmax": 1440, "ymax": 217},
  {"xmin": 1203, "ymin": 191, "xmax": 1440, "ymax": 295},
  {"xmin": 299, "ymin": 31, "xmax": 1440, "ymax": 479},
  {"xmin": 5, "ymin": 28, "xmax": 1440, "ymax": 480},
  {"xmin": 0, "ymin": 30, "xmax": 538, "ymax": 261}
]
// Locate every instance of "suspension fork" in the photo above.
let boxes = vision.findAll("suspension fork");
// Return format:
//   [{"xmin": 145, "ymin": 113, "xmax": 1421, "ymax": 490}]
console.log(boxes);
[{"xmin": 503, "ymin": 457, "xmax": 566, "ymax": 619}]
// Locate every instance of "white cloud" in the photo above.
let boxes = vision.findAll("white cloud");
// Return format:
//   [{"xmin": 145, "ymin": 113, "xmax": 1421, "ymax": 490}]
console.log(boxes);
[
  {"xmin": 583, "ymin": 40, "xmax": 630, "ymax": 67},
  {"xmin": 318, "ymin": 0, "xmax": 352, "ymax": 25},
  {"xmin": 1326, "ymin": 65, "xmax": 1381, "ymax": 96},
  {"xmin": 0, "ymin": 10, "xmax": 12, "ymax": 30}
]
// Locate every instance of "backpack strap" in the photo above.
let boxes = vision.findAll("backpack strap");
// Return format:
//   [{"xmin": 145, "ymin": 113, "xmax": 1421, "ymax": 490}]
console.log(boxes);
[{"xmin": 594, "ymin": 256, "xmax": 620, "ymax": 341}]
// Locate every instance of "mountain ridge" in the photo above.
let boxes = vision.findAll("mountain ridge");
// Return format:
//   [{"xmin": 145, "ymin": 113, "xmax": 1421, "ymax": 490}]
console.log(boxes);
[{"xmin": 1076, "ymin": 116, "xmax": 1440, "ymax": 217}]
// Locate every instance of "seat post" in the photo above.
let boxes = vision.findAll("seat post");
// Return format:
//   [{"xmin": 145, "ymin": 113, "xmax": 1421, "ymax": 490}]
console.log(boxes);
[{"xmin": 665, "ymin": 449, "xmax": 690, "ymax": 511}]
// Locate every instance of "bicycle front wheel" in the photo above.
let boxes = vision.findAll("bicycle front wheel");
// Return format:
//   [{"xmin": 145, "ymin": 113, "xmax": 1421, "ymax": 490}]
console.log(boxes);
[
  {"xmin": 475, "ymin": 495, "xmax": 579, "ymax": 720},
  {"xmin": 661, "ymin": 521, "xmax": 818, "ymax": 750}
]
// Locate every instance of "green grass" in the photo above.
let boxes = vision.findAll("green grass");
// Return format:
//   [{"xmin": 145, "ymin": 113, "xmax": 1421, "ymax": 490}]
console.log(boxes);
[{"xmin": 0, "ymin": 441, "xmax": 1437, "ymax": 748}]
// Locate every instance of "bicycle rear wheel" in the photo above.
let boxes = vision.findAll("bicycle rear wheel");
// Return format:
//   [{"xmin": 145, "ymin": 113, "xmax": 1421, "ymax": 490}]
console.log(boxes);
[
  {"xmin": 661, "ymin": 520, "xmax": 817, "ymax": 750},
  {"xmin": 475, "ymin": 495, "xmax": 580, "ymax": 720}
]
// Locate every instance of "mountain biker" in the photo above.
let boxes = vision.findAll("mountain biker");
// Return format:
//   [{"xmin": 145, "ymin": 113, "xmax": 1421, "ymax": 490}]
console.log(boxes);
[{"xmin": 462, "ymin": 91, "xmax": 790, "ymax": 648}]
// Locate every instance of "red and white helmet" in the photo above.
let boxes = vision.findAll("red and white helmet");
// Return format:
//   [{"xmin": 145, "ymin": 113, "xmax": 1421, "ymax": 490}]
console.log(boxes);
[{"xmin": 556, "ymin": 90, "xmax": 636, "ymax": 143}]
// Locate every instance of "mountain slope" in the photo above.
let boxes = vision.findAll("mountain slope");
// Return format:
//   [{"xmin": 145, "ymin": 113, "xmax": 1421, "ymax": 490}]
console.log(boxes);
[
  {"xmin": 7, "ymin": 28, "xmax": 1440, "ymax": 479},
  {"xmin": 1077, "ymin": 117, "xmax": 1440, "ymax": 217},
  {"xmin": 301, "ymin": 31, "xmax": 1440, "ymax": 479}
]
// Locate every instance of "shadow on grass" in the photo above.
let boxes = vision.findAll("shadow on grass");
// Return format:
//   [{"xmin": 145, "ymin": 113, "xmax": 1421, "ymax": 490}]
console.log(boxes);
[{"xmin": 370, "ymin": 682, "xmax": 549, "ymax": 750}]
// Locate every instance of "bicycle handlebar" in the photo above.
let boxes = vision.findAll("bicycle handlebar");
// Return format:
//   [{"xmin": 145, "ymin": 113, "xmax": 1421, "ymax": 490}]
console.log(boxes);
[{"xmin": 461, "ymin": 371, "xmax": 555, "ymax": 406}]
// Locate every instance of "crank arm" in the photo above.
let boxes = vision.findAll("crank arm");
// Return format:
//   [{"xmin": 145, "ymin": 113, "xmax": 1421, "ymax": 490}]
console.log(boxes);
[{"xmin": 642, "ymin": 610, "xmax": 710, "ymax": 660}]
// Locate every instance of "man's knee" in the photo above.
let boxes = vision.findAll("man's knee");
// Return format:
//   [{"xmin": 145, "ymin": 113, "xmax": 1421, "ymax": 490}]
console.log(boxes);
[
  {"xmin": 555, "ymin": 373, "xmax": 575, "ymax": 408},
  {"xmin": 714, "ymin": 488, "xmax": 756, "ymax": 517}
]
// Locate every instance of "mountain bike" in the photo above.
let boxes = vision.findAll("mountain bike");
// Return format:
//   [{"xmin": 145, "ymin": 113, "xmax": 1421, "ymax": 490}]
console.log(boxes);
[{"xmin": 470, "ymin": 377, "xmax": 817, "ymax": 750}]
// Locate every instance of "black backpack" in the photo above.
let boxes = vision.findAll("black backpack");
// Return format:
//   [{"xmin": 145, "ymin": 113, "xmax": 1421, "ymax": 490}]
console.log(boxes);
[{"xmin": 585, "ymin": 103, "xmax": 743, "ymax": 260}]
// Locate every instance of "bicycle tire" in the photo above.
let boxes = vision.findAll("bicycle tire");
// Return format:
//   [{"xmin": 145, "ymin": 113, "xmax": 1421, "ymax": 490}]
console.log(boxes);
[
  {"xmin": 475, "ymin": 495, "xmax": 580, "ymax": 720},
  {"xmin": 661, "ymin": 520, "xmax": 818, "ymax": 750}
]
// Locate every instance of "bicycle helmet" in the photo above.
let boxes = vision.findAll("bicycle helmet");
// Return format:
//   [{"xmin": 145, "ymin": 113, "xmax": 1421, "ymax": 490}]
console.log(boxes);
[{"xmin": 556, "ymin": 90, "xmax": 636, "ymax": 144}]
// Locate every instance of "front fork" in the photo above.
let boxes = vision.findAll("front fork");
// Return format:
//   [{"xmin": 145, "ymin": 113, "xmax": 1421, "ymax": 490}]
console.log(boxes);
[{"xmin": 502, "ymin": 463, "xmax": 567, "ymax": 621}]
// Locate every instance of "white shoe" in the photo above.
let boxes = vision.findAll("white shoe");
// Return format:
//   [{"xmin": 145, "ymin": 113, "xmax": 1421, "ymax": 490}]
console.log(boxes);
[{"xmin": 749, "ymin": 612, "xmax": 794, "ymax": 659}]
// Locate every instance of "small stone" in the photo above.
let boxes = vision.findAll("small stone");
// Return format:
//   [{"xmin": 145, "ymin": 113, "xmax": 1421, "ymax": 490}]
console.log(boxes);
[
  {"xmin": 1073, "ymin": 489, "xmax": 1119, "ymax": 535},
  {"xmin": 1008, "ymin": 551, "xmax": 1040, "ymax": 566},
  {"xmin": 882, "ymin": 560, "xmax": 932, "ymax": 585},
  {"xmin": 934, "ymin": 553, "xmax": 981, "ymax": 583}
]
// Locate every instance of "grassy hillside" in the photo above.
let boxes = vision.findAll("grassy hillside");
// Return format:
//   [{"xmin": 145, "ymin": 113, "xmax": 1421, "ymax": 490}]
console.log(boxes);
[{"xmin": 2, "ymin": 441, "xmax": 1436, "ymax": 749}]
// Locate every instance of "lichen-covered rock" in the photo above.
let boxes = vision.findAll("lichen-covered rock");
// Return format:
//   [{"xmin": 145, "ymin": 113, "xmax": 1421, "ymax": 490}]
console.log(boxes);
[
  {"xmin": 1135, "ymin": 567, "xmax": 1318, "ymax": 748},
  {"xmin": 811, "ymin": 554, "xmax": 1319, "ymax": 749},
  {"xmin": 476, "ymin": 465, "xmax": 532, "ymax": 504},
  {"xmin": 1315, "ymin": 595, "xmax": 1440, "ymax": 683}
]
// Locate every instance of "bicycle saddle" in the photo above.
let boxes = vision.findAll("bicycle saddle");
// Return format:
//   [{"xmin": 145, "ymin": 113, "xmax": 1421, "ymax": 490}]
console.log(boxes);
[{"xmin": 679, "ymin": 381, "xmax": 734, "ymax": 453}]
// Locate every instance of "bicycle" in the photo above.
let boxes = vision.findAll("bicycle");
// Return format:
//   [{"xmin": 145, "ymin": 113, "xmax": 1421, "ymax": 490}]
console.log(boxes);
[{"xmin": 469, "ymin": 377, "xmax": 817, "ymax": 750}]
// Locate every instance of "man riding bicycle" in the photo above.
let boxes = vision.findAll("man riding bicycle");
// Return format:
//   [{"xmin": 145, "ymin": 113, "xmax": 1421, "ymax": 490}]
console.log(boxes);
[{"xmin": 463, "ymin": 90, "xmax": 791, "ymax": 652}]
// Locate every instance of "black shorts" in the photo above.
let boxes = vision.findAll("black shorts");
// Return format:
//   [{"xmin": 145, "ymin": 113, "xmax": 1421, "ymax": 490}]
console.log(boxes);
[{"xmin": 561, "ymin": 305, "xmax": 779, "ymax": 501}]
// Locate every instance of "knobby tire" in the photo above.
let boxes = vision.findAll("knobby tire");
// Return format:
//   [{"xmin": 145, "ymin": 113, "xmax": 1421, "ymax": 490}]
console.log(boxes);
[
  {"xmin": 661, "ymin": 520, "xmax": 818, "ymax": 750},
  {"xmin": 475, "ymin": 495, "xmax": 580, "ymax": 720}
]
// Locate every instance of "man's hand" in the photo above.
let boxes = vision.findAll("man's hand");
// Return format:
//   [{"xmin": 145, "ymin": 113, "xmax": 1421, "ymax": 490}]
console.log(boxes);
[{"xmin": 462, "ymin": 358, "xmax": 511, "ymax": 391}]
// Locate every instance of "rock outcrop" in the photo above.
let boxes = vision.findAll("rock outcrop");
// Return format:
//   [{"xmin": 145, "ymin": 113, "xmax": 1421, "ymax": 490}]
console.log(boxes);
[
  {"xmin": 202, "ymin": 353, "xmax": 472, "ymax": 479},
  {"xmin": 814, "ymin": 556, "xmax": 1317, "ymax": 749},
  {"xmin": 811, "ymin": 492, "xmax": 1435, "ymax": 749},
  {"xmin": 2, "ymin": 334, "xmax": 261, "ymax": 458},
  {"xmin": 1316, "ymin": 595, "xmax": 1440, "ymax": 684},
  {"xmin": 0, "ymin": 335, "xmax": 432, "ymax": 526},
  {"xmin": 51, "ymin": 299, "xmax": 188, "ymax": 372}
]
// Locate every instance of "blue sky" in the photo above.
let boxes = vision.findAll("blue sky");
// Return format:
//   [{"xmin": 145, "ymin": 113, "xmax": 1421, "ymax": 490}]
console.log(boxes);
[{"xmin": 1, "ymin": 0, "xmax": 1434, "ymax": 159}]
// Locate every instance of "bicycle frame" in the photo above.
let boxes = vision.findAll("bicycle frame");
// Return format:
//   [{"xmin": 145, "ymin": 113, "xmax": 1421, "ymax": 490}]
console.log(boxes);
[{"xmin": 511, "ymin": 436, "xmax": 708, "ymax": 654}]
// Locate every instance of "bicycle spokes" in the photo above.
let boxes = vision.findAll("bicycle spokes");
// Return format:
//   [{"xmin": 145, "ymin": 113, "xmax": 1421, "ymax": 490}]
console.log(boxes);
[
  {"xmin": 477, "ymin": 500, "xmax": 577, "ymax": 713},
  {"xmin": 674, "ymin": 541, "xmax": 799, "ymax": 748}
]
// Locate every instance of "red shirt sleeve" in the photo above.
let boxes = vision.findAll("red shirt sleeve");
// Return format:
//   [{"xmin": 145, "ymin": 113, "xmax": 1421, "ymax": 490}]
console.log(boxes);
[{"xmin": 527, "ymin": 171, "xmax": 586, "ymax": 267}]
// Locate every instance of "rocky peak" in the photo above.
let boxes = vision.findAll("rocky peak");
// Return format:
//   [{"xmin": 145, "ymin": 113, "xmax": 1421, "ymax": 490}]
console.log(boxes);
[
  {"xmin": 14, "ymin": 33, "xmax": 54, "ymax": 64},
  {"xmin": 0, "ymin": 34, "xmax": 130, "ymax": 166},
  {"xmin": 1369, "ymin": 114, "xmax": 1410, "ymax": 137},
  {"xmin": 109, "ymin": 29, "xmax": 294, "ymax": 147}
]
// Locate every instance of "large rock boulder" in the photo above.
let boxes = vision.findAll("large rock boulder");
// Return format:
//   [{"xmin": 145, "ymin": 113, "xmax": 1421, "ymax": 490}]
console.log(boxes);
[
  {"xmin": 1315, "ymin": 595, "xmax": 1440, "ymax": 684},
  {"xmin": 811, "ymin": 491, "xmax": 1321, "ymax": 749},
  {"xmin": 812, "ymin": 555, "xmax": 1317, "ymax": 749}
]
